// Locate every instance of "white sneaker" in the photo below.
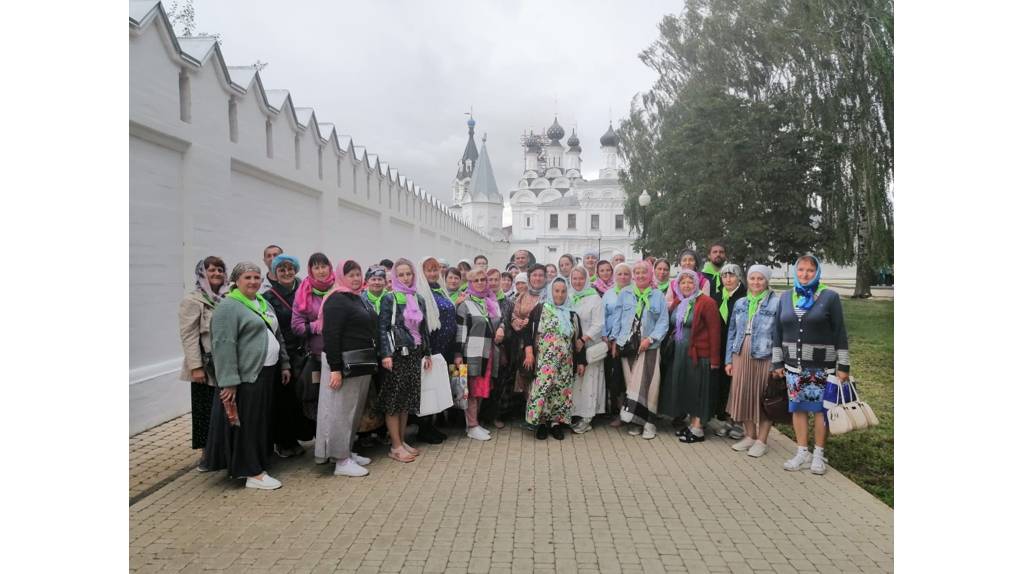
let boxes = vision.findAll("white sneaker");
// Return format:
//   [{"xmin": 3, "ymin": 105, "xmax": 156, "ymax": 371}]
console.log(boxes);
[
  {"xmin": 245, "ymin": 473, "xmax": 282, "ymax": 490},
  {"xmin": 810, "ymin": 450, "xmax": 828, "ymax": 475},
  {"xmin": 334, "ymin": 458, "xmax": 369, "ymax": 477},
  {"xmin": 642, "ymin": 424, "xmax": 657, "ymax": 440},
  {"xmin": 351, "ymin": 452, "xmax": 371, "ymax": 466},
  {"xmin": 783, "ymin": 449, "xmax": 812, "ymax": 471},
  {"xmin": 573, "ymin": 422, "xmax": 592, "ymax": 434},
  {"xmin": 731, "ymin": 437, "xmax": 756, "ymax": 451},
  {"xmin": 466, "ymin": 426, "xmax": 492, "ymax": 441},
  {"xmin": 747, "ymin": 441, "xmax": 768, "ymax": 458},
  {"xmin": 480, "ymin": 426, "xmax": 492, "ymax": 435}
]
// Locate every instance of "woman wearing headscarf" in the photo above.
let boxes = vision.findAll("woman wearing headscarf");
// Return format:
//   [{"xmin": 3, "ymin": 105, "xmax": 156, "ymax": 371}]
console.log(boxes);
[
  {"xmin": 178, "ymin": 256, "xmax": 228, "ymax": 465},
  {"xmin": 613, "ymin": 260, "xmax": 669, "ymax": 440},
  {"xmin": 672, "ymin": 250, "xmax": 711, "ymax": 299},
  {"xmin": 773, "ymin": 255, "xmax": 850, "ymax": 475},
  {"xmin": 509, "ymin": 264, "xmax": 548, "ymax": 406},
  {"xmin": 725, "ymin": 265, "xmax": 779, "ymax": 458},
  {"xmin": 545, "ymin": 264, "xmax": 558, "ymax": 282},
  {"xmin": 661, "ymin": 269, "xmax": 722, "ymax": 444},
  {"xmin": 601, "ymin": 262, "xmax": 632, "ymax": 427},
  {"xmin": 483, "ymin": 268, "xmax": 515, "ymax": 429},
  {"xmin": 654, "ymin": 259, "xmax": 672, "ymax": 295},
  {"xmin": 513, "ymin": 272, "xmax": 528, "ymax": 300},
  {"xmin": 412, "ymin": 255, "xmax": 454, "ymax": 444},
  {"xmin": 362, "ymin": 265, "xmax": 389, "ymax": 314},
  {"xmin": 593, "ymin": 260, "xmax": 614, "ymax": 296},
  {"xmin": 713, "ymin": 263, "xmax": 748, "ymax": 439},
  {"xmin": 582, "ymin": 249, "xmax": 600, "ymax": 284},
  {"xmin": 206, "ymin": 262, "xmax": 291, "ymax": 490},
  {"xmin": 378, "ymin": 258, "xmax": 433, "ymax": 463},
  {"xmin": 261, "ymin": 254, "xmax": 313, "ymax": 458},
  {"xmin": 291, "ymin": 252, "xmax": 335, "ymax": 424},
  {"xmin": 317, "ymin": 259, "xmax": 378, "ymax": 477},
  {"xmin": 524, "ymin": 277, "xmax": 586, "ymax": 440},
  {"xmin": 568, "ymin": 265, "xmax": 605, "ymax": 434},
  {"xmin": 454, "ymin": 269, "xmax": 505, "ymax": 440},
  {"xmin": 500, "ymin": 271, "xmax": 515, "ymax": 300}
]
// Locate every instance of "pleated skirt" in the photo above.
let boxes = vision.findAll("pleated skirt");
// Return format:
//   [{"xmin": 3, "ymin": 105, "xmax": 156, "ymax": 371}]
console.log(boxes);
[{"xmin": 726, "ymin": 335, "xmax": 774, "ymax": 424}]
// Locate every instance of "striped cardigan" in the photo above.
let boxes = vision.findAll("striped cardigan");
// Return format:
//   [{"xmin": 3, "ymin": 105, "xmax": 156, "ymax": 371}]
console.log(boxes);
[
  {"xmin": 772, "ymin": 289, "xmax": 850, "ymax": 374},
  {"xmin": 455, "ymin": 298, "xmax": 504, "ymax": 377}
]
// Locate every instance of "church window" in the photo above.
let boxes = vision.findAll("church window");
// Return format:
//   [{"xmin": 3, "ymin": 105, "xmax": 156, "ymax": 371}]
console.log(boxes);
[
  {"xmin": 549, "ymin": 214, "xmax": 559, "ymax": 229},
  {"xmin": 615, "ymin": 214, "xmax": 624, "ymax": 230},
  {"xmin": 591, "ymin": 214, "xmax": 600, "ymax": 230},
  {"xmin": 265, "ymin": 120, "xmax": 273, "ymax": 158},
  {"xmin": 228, "ymin": 98, "xmax": 238, "ymax": 142},
  {"xmin": 568, "ymin": 214, "xmax": 576, "ymax": 229},
  {"xmin": 525, "ymin": 216, "xmax": 532, "ymax": 228},
  {"xmin": 178, "ymin": 69, "xmax": 191, "ymax": 123},
  {"xmin": 294, "ymin": 135, "xmax": 301, "ymax": 169}
]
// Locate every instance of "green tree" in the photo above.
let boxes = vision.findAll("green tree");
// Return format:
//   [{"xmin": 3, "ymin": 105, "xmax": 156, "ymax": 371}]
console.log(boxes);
[{"xmin": 620, "ymin": 0, "xmax": 893, "ymax": 296}]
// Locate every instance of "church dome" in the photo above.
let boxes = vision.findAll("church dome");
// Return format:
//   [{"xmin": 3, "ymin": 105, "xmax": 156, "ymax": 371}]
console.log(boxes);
[
  {"xmin": 467, "ymin": 116, "xmax": 476, "ymax": 128},
  {"xmin": 567, "ymin": 129, "xmax": 581, "ymax": 151},
  {"xmin": 600, "ymin": 123, "xmax": 619, "ymax": 147},
  {"xmin": 546, "ymin": 117, "xmax": 564, "ymax": 142},
  {"xmin": 525, "ymin": 132, "xmax": 542, "ymax": 153}
]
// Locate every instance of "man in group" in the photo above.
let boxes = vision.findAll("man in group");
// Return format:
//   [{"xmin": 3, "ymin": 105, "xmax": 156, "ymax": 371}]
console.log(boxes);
[
  {"xmin": 611, "ymin": 251, "xmax": 626, "ymax": 267},
  {"xmin": 512, "ymin": 249, "xmax": 531, "ymax": 274},
  {"xmin": 702, "ymin": 242, "xmax": 727, "ymax": 304},
  {"xmin": 474, "ymin": 254, "xmax": 489, "ymax": 271},
  {"xmin": 261, "ymin": 244, "xmax": 283, "ymax": 292}
]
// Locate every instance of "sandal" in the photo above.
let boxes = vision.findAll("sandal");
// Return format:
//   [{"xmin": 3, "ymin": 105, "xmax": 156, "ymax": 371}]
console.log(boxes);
[
  {"xmin": 402, "ymin": 442, "xmax": 420, "ymax": 456},
  {"xmin": 389, "ymin": 448, "xmax": 416, "ymax": 463},
  {"xmin": 678, "ymin": 427, "xmax": 706, "ymax": 444}
]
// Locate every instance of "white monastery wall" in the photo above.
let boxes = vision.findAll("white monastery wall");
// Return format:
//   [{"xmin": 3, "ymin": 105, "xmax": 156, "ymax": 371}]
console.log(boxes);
[{"xmin": 129, "ymin": 2, "xmax": 503, "ymax": 434}]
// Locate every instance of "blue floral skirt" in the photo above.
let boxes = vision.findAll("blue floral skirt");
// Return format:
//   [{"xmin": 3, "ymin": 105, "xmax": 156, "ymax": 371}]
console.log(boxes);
[{"xmin": 786, "ymin": 368, "xmax": 829, "ymax": 413}]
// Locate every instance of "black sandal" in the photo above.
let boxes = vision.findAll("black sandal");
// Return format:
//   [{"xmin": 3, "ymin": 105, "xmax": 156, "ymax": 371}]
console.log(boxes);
[
  {"xmin": 536, "ymin": 425, "xmax": 548, "ymax": 440},
  {"xmin": 678, "ymin": 427, "xmax": 705, "ymax": 444}
]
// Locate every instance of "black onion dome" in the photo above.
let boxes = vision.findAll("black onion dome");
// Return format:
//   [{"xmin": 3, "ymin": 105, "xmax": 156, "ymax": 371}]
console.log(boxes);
[
  {"xmin": 546, "ymin": 117, "xmax": 564, "ymax": 141},
  {"xmin": 600, "ymin": 123, "xmax": 619, "ymax": 147},
  {"xmin": 525, "ymin": 132, "xmax": 542, "ymax": 152},
  {"xmin": 567, "ymin": 129, "xmax": 580, "ymax": 151}
]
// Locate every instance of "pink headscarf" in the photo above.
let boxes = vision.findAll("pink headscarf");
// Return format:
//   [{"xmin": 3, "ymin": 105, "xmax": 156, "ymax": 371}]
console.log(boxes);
[
  {"xmin": 467, "ymin": 272, "xmax": 500, "ymax": 318},
  {"xmin": 391, "ymin": 258, "xmax": 423, "ymax": 345},
  {"xmin": 593, "ymin": 260, "xmax": 614, "ymax": 295},
  {"xmin": 294, "ymin": 266, "xmax": 336, "ymax": 316},
  {"xmin": 632, "ymin": 259, "xmax": 655, "ymax": 290},
  {"xmin": 317, "ymin": 259, "xmax": 364, "ymax": 324}
]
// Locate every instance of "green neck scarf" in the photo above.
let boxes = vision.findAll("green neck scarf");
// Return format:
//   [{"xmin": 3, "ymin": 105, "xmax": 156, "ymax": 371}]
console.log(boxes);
[
  {"xmin": 792, "ymin": 283, "xmax": 827, "ymax": 307},
  {"xmin": 365, "ymin": 290, "xmax": 385, "ymax": 314},
  {"xmin": 658, "ymin": 280, "xmax": 670, "ymax": 294},
  {"xmin": 228, "ymin": 289, "xmax": 272, "ymax": 327},
  {"xmin": 449, "ymin": 291, "xmax": 461, "ymax": 303},
  {"xmin": 496, "ymin": 290, "xmax": 506, "ymax": 301},
  {"xmin": 468, "ymin": 294, "xmax": 489, "ymax": 314},
  {"xmin": 312, "ymin": 286, "xmax": 332, "ymax": 297},
  {"xmin": 589, "ymin": 274, "xmax": 598, "ymax": 284},
  {"xmin": 393, "ymin": 292, "xmax": 407, "ymax": 305},
  {"xmin": 702, "ymin": 262, "xmax": 722, "ymax": 293},
  {"xmin": 614, "ymin": 285, "xmax": 625, "ymax": 295},
  {"xmin": 684, "ymin": 298, "xmax": 696, "ymax": 324},
  {"xmin": 572, "ymin": 287, "xmax": 597, "ymax": 305},
  {"xmin": 718, "ymin": 288, "xmax": 734, "ymax": 323},
  {"xmin": 746, "ymin": 290, "xmax": 768, "ymax": 322},
  {"xmin": 632, "ymin": 285, "xmax": 652, "ymax": 317}
]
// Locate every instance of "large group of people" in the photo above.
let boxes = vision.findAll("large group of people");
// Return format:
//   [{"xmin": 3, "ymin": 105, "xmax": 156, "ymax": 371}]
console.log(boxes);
[{"xmin": 179, "ymin": 243, "xmax": 850, "ymax": 490}]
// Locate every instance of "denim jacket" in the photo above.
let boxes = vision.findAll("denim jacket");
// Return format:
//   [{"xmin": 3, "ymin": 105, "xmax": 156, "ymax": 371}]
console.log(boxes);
[
  {"xmin": 608, "ymin": 287, "xmax": 670, "ymax": 349},
  {"xmin": 725, "ymin": 291, "xmax": 780, "ymax": 365},
  {"xmin": 602, "ymin": 287, "xmax": 624, "ymax": 340}
]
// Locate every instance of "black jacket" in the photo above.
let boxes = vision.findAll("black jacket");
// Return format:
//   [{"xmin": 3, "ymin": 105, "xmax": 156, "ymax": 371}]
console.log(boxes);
[
  {"xmin": 378, "ymin": 292, "xmax": 432, "ymax": 358},
  {"xmin": 323, "ymin": 292, "xmax": 379, "ymax": 376},
  {"xmin": 263, "ymin": 279, "xmax": 303, "ymax": 353}
]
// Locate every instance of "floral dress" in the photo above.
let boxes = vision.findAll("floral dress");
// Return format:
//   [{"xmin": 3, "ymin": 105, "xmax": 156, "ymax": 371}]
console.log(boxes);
[{"xmin": 526, "ymin": 305, "xmax": 583, "ymax": 425}]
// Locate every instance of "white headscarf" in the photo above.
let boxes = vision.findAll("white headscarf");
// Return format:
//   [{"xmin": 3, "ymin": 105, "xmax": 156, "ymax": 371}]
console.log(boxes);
[{"xmin": 416, "ymin": 256, "xmax": 442, "ymax": 332}]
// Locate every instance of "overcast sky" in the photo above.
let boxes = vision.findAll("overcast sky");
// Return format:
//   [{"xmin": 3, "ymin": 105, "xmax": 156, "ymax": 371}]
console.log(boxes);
[{"xmin": 188, "ymin": 0, "xmax": 680, "ymax": 207}]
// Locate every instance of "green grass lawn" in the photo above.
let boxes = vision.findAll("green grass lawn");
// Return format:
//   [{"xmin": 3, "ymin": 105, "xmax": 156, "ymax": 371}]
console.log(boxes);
[{"xmin": 774, "ymin": 298, "xmax": 894, "ymax": 507}]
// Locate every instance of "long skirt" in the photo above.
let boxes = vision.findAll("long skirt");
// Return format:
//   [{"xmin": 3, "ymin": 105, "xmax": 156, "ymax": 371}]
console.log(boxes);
[
  {"xmin": 379, "ymin": 350, "xmax": 423, "ymax": 415},
  {"xmin": 190, "ymin": 382, "xmax": 216, "ymax": 449},
  {"xmin": 296, "ymin": 355, "xmax": 321, "ymax": 422},
  {"xmin": 672, "ymin": 343, "xmax": 716, "ymax": 424},
  {"xmin": 620, "ymin": 348, "xmax": 661, "ymax": 426},
  {"xmin": 205, "ymin": 367, "xmax": 274, "ymax": 479},
  {"xmin": 604, "ymin": 347, "xmax": 626, "ymax": 410},
  {"xmin": 272, "ymin": 365, "xmax": 314, "ymax": 449},
  {"xmin": 572, "ymin": 359, "xmax": 606, "ymax": 419},
  {"xmin": 357, "ymin": 374, "xmax": 385, "ymax": 433},
  {"xmin": 726, "ymin": 335, "xmax": 773, "ymax": 424},
  {"xmin": 315, "ymin": 357, "xmax": 372, "ymax": 462}
]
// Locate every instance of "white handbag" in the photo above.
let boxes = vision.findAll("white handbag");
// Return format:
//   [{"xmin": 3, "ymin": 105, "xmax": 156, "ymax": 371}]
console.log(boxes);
[
  {"xmin": 418, "ymin": 354, "xmax": 454, "ymax": 416},
  {"xmin": 585, "ymin": 340, "xmax": 608, "ymax": 363},
  {"xmin": 826, "ymin": 377, "xmax": 875, "ymax": 435}
]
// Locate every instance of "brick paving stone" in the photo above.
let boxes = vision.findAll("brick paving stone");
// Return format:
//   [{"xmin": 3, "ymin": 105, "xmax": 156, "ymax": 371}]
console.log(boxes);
[{"xmin": 130, "ymin": 416, "xmax": 892, "ymax": 572}]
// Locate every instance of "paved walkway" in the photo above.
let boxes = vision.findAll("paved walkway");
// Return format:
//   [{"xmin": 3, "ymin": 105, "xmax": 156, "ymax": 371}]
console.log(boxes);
[{"xmin": 129, "ymin": 416, "xmax": 893, "ymax": 573}]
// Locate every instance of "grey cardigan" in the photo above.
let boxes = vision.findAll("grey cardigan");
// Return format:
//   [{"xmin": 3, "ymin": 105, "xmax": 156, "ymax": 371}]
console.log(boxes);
[{"xmin": 211, "ymin": 296, "xmax": 290, "ymax": 388}]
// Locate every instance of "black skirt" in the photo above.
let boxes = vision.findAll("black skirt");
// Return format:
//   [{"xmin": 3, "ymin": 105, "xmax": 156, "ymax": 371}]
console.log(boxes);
[
  {"xmin": 190, "ymin": 382, "xmax": 216, "ymax": 449},
  {"xmin": 604, "ymin": 349, "xmax": 626, "ymax": 409},
  {"xmin": 205, "ymin": 367, "xmax": 275, "ymax": 479},
  {"xmin": 379, "ymin": 350, "xmax": 423, "ymax": 415},
  {"xmin": 295, "ymin": 355, "xmax": 321, "ymax": 422}
]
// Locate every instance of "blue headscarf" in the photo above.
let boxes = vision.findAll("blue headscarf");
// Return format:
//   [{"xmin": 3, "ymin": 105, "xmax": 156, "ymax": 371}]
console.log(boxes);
[
  {"xmin": 792, "ymin": 255, "xmax": 823, "ymax": 310},
  {"xmin": 546, "ymin": 277, "xmax": 574, "ymax": 337},
  {"xmin": 271, "ymin": 254, "xmax": 301, "ymax": 274}
]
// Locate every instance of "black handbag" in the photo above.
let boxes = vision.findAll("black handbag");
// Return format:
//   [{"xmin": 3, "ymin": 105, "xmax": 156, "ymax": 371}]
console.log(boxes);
[
  {"xmin": 341, "ymin": 348, "xmax": 378, "ymax": 376},
  {"xmin": 760, "ymin": 373, "xmax": 791, "ymax": 424}
]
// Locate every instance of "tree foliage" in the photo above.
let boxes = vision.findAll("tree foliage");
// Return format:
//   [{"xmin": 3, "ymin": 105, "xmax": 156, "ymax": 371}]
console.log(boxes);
[{"xmin": 619, "ymin": 0, "xmax": 893, "ymax": 294}]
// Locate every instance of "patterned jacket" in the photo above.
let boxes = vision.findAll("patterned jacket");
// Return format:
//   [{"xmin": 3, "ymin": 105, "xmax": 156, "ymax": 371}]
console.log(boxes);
[{"xmin": 455, "ymin": 297, "xmax": 503, "ymax": 377}]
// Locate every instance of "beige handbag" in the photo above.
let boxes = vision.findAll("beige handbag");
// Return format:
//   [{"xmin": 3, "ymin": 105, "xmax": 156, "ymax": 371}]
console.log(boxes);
[{"xmin": 826, "ymin": 377, "xmax": 873, "ymax": 435}]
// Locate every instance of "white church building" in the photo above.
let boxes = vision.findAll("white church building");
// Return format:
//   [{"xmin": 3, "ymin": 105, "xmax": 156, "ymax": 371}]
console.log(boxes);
[{"xmin": 449, "ymin": 116, "xmax": 640, "ymax": 263}]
